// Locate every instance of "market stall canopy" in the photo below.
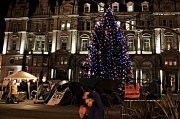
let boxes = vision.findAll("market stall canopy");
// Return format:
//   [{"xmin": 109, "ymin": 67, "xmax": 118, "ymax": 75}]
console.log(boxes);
[
  {"xmin": 4, "ymin": 71, "xmax": 37, "ymax": 80},
  {"xmin": 3, "ymin": 71, "xmax": 38, "ymax": 99}
]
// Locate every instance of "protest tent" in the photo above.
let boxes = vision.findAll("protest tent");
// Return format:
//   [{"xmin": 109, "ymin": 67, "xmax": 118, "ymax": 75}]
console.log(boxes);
[
  {"xmin": 3, "ymin": 71, "xmax": 37, "ymax": 99},
  {"xmin": 46, "ymin": 81, "xmax": 91, "ymax": 106}
]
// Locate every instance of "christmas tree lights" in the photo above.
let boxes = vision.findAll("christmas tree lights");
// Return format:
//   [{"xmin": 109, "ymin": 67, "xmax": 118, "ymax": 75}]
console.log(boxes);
[{"xmin": 84, "ymin": 6, "xmax": 132, "ymax": 83}]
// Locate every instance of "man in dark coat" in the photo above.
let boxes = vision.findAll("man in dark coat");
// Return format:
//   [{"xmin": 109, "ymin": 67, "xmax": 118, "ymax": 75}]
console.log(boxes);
[{"xmin": 83, "ymin": 91, "xmax": 104, "ymax": 119}]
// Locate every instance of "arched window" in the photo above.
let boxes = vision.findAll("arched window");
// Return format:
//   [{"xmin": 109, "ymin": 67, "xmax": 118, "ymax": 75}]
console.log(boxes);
[
  {"xmin": 60, "ymin": 34, "xmax": 68, "ymax": 50},
  {"xmin": 142, "ymin": 33, "xmax": 151, "ymax": 51},
  {"xmin": 164, "ymin": 32, "xmax": 174, "ymax": 50},
  {"xmin": 127, "ymin": 34, "xmax": 135, "ymax": 51},
  {"xmin": 80, "ymin": 34, "xmax": 89, "ymax": 51}
]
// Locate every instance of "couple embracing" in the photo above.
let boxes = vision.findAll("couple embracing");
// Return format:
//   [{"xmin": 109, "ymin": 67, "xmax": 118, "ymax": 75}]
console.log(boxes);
[{"xmin": 79, "ymin": 91, "xmax": 104, "ymax": 119}]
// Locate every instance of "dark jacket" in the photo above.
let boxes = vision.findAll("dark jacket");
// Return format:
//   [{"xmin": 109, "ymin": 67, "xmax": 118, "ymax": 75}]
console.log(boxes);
[
  {"xmin": 146, "ymin": 93, "xmax": 157, "ymax": 100},
  {"xmin": 88, "ymin": 92, "xmax": 104, "ymax": 119}
]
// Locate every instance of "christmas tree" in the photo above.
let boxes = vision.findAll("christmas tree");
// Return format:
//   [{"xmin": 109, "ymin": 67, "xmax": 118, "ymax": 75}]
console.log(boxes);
[{"xmin": 84, "ymin": 6, "xmax": 132, "ymax": 83}]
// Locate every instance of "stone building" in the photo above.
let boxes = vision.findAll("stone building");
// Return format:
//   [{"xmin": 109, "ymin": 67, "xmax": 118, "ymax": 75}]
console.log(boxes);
[{"xmin": 1, "ymin": 0, "xmax": 180, "ymax": 95}]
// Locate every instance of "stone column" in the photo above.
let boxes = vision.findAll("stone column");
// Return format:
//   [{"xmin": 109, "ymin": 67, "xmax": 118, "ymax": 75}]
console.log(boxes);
[
  {"xmin": 20, "ymin": 31, "xmax": 27, "ymax": 54},
  {"xmin": 2, "ymin": 32, "xmax": 10, "ymax": 54},
  {"xmin": 154, "ymin": 28, "xmax": 161, "ymax": 54}
]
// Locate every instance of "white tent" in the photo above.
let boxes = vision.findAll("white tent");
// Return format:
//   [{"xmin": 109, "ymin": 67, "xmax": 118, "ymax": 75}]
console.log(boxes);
[
  {"xmin": 4, "ymin": 71, "xmax": 37, "ymax": 80},
  {"xmin": 3, "ymin": 71, "xmax": 37, "ymax": 99}
]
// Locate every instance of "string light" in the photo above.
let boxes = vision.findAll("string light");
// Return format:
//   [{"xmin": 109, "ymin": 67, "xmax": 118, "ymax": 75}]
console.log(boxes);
[{"xmin": 83, "ymin": 6, "xmax": 132, "ymax": 83}]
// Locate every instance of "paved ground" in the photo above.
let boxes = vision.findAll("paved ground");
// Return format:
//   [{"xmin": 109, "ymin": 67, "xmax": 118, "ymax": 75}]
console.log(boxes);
[
  {"xmin": 0, "ymin": 99, "xmax": 121, "ymax": 119},
  {"xmin": 0, "ymin": 94, "xmax": 179, "ymax": 119}
]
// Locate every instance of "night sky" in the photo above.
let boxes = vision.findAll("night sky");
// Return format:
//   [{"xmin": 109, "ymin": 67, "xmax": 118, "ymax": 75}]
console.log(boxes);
[{"xmin": 0, "ymin": 0, "xmax": 10, "ymax": 53}]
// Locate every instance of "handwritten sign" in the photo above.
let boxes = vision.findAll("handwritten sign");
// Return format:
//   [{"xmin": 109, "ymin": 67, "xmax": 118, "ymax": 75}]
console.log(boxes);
[
  {"xmin": 124, "ymin": 83, "xmax": 140, "ymax": 99},
  {"xmin": 47, "ymin": 87, "xmax": 68, "ymax": 105}
]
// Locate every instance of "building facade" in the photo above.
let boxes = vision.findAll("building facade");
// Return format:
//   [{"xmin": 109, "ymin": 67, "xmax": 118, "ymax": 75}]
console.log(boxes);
[{"xmin": 1, "ymin": 0, "xmax": 180, "ymax": 95}]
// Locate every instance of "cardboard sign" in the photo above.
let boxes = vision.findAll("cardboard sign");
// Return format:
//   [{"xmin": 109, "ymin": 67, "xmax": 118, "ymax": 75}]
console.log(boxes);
[
  {"xmin": 47, "ymin": 87, "xmax": 68, "ymax": 105},
  {"xmin": 124, "ymin": 83, "xmax": 140, "ymax": 99}
]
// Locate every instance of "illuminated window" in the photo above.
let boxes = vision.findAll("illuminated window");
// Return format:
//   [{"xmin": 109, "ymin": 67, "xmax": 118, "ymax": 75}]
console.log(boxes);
[
  {"xmin": 169, "ymin": 58, "xmax": 172, "ymax": 65},
  {"xmin": 58, "ymin": 56, "xmax": 68, "ymax": 65},
  {"xmin": 142, "ymin": 34, "xmax": 151, "ymax": 51},
  {"xmin": 131, "ymin": 21, "xmax": 135, "ymax": 30},
  {"xmin": 125, "ymin": 21, "xmax": 136, "ymax": 30},
  {"xmin": 67, "ymin": 22, "xmax": 70, "ymax": 30},
  {"xmin": 166, "ymin": 37, "xmax": 173, "ymax": 50},
  {"xmin": 173, "ymin": 59, "xmax": 177, "ymax": 65},
  {"xmin": 61, "ymin": 21, "xmax": 65, "ymax": 30},
  {"xmin": 127, "ymin": 35, "xmax": 135, "ymax": 51},
  {"xmin": 80, "ymin": 35, "xmax": 89, "ymax": 51},
  {"xmin": 61, "ymin": 21, "xmax": 70, "ymax": 30},
  {"xmin": 127, "ymin": 1, "xmax": 134, "ymax": 12},
  {"xmin": 84, "ymin": 3, "xmax": 90, "ymax": 13},
  {"xmin": 126, "ymin": 21, "xmax": 130, "ymax": 30},
  {"xmin": 164, "ymin": 58, "xmax": 177, "ymax": 66},
  {"xmin": 98, "ymin": 2, "xmax": 105, "ymax": 12},
  {"xmin": 64, "ymin": 57, "xmax": 68, "ymax": 64},
  {"xmin": 165, "ymin": 58, "xmax": 168, "ymax": 65},
  {"xmin": 143, "ymin": 38, "xmax": 150, "ymax": 51}
]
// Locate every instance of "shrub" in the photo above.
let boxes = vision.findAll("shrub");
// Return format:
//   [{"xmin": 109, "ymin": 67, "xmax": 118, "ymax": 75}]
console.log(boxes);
[{"xmin": 126, "ymin": 94, "xmax": 179, "ymax": 119}]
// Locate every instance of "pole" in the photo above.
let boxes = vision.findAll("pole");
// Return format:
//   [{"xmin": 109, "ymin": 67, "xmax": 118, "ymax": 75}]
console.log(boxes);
[
  {"xmin": 36, "ymin": 78, "xmax": 39, "ymax": 100},
  {"xmin": 27, "ymin": 81, "xmax": 29, "ymax": 99}
]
